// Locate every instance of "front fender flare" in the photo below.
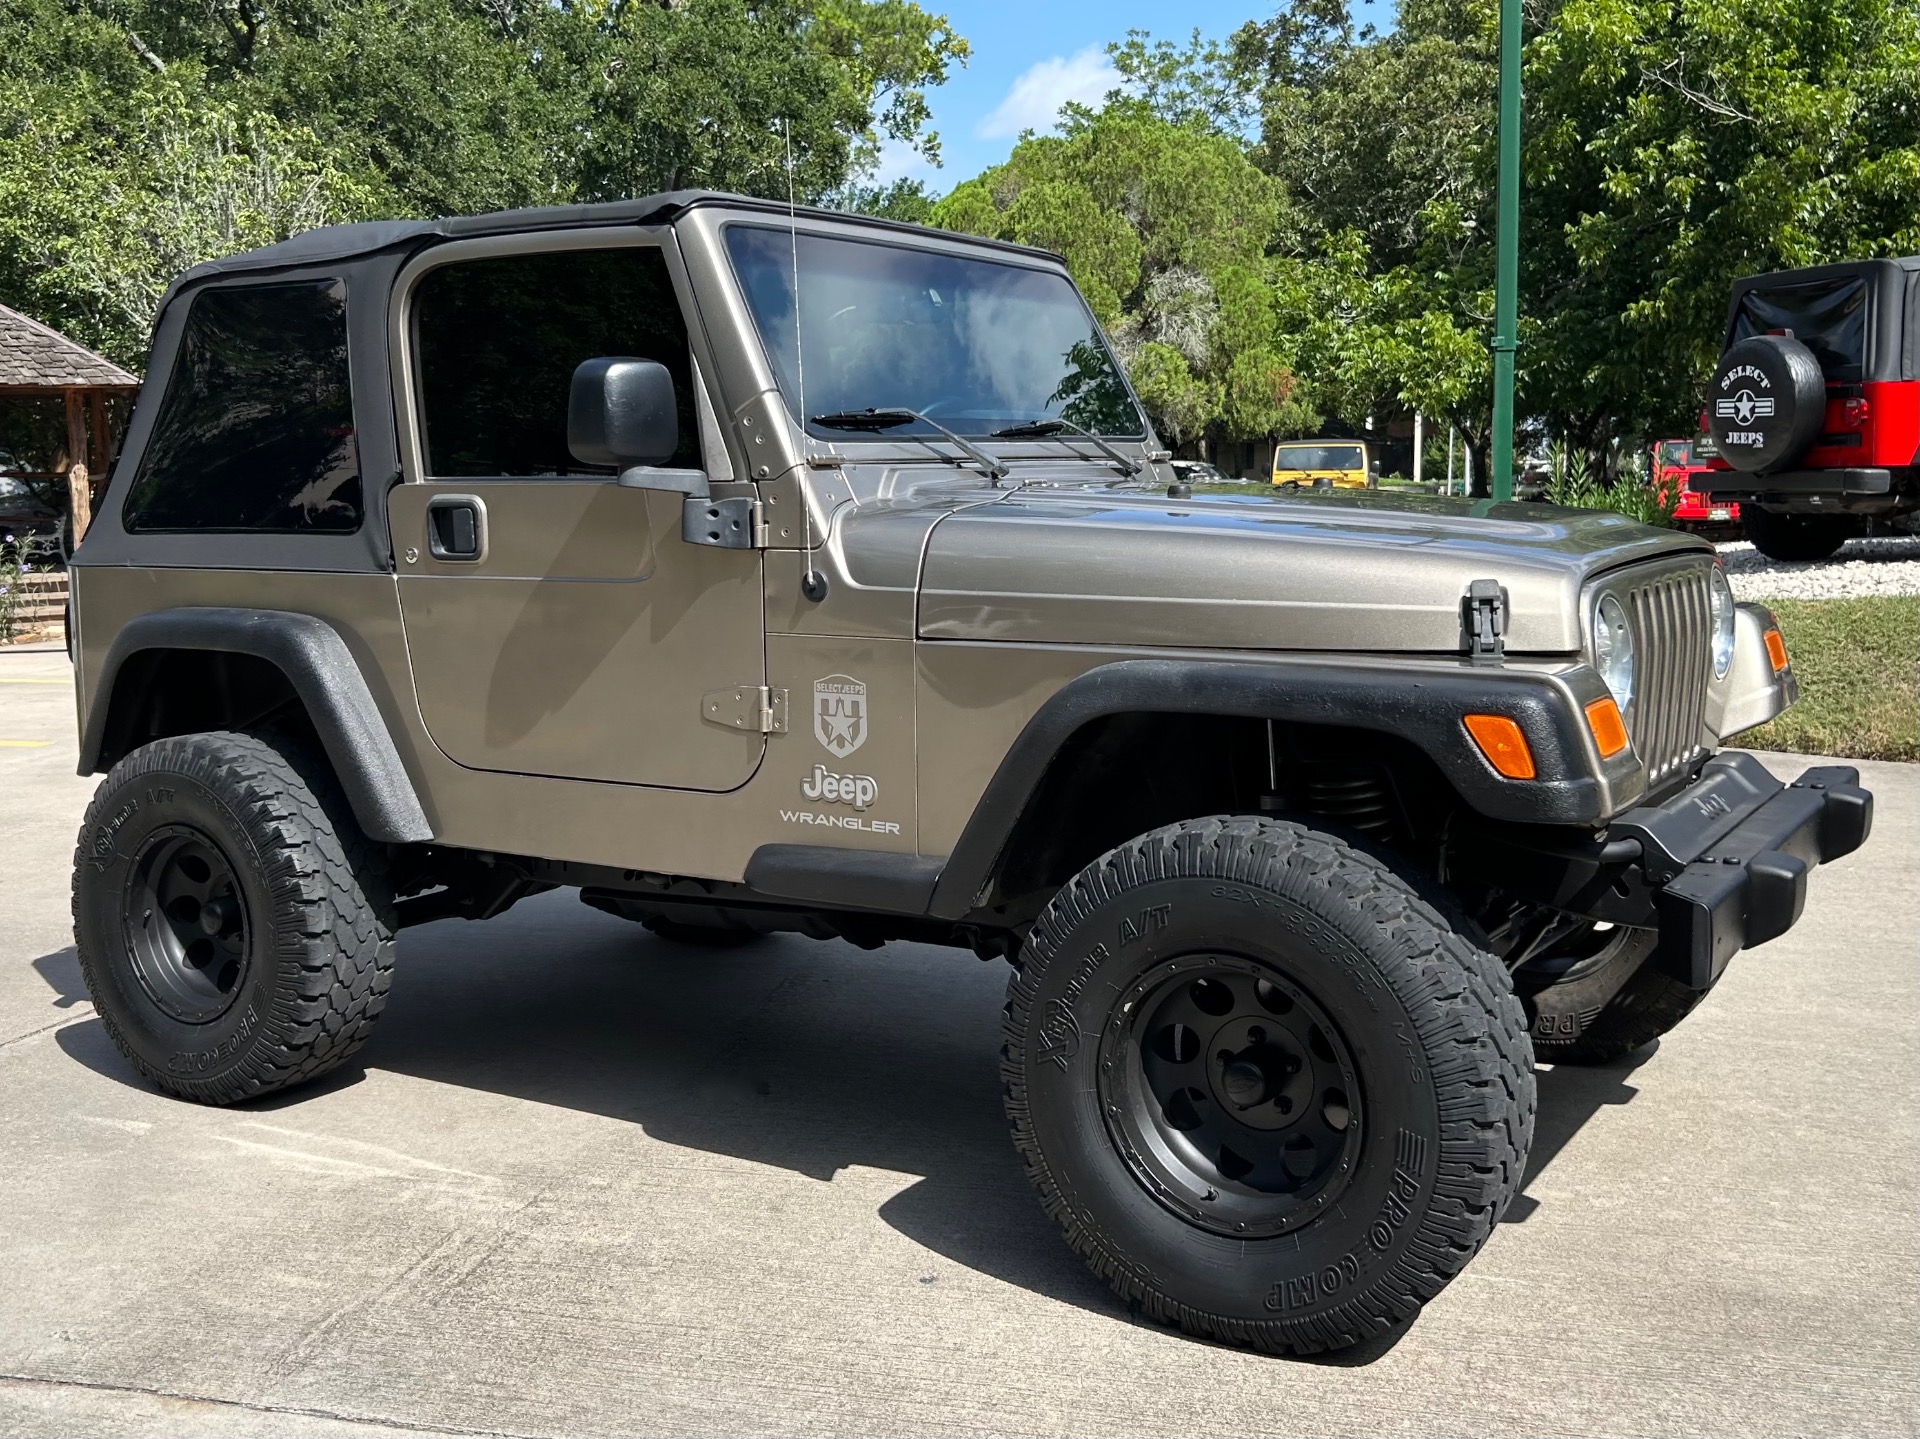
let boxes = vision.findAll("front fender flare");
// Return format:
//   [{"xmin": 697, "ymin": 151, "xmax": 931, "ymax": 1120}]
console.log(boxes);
[
  {"xmin": 79, "ymin": 607, "xmax": 433, "ymax": 845},
  {"xmin": 926, "ymin": 655, "xmax": 1641, "ymax": 921}
]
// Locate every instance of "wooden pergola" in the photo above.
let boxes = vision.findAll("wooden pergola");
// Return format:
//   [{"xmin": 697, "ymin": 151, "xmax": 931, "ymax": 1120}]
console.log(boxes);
[{"xmin": 0, "ymin": 303, "xmax": 141, "ymax": 540}]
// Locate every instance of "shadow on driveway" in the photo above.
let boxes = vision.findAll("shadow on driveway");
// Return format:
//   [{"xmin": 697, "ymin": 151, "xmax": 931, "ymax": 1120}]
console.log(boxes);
[{"xmin": 47, "ymin": 889, "xmax": 1653, "ymax": 1358}]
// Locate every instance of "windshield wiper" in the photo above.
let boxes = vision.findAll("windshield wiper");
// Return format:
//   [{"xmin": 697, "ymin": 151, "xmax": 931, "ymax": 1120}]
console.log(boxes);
[
  {"xmin": 811, "ymin": 408, "xmax": 1009, "ymax": 482},
  {"xmin": 991, "ymin": 418, "xmax": 1141, "ymax": 477}
]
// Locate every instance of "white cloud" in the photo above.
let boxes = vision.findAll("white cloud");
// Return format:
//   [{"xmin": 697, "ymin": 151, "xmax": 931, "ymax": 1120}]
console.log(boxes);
[
  {"xmin": 977, "ymin": 46, "xmax": 1122, "ymax": 140},
  {"xmin": 869, "ymin": 137, "xmax": 935, "ymax": 186}
]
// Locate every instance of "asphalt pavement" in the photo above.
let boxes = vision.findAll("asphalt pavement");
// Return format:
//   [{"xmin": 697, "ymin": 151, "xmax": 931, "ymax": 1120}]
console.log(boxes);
[{"xmin": 1, "ymin": 643, "xmax": 1914, "ymax": 1437}]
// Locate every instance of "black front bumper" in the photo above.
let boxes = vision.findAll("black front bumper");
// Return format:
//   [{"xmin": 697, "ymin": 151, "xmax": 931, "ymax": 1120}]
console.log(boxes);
[{"xmin": 1609, "ymin": 753, "xmax": 1873, "ymax": 988}]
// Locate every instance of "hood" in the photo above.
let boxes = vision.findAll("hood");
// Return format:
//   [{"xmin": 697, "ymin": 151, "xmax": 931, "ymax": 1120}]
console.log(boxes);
[{"xmin": 917, "ymin": 486, "xmax": 1710, "ymax": 654}]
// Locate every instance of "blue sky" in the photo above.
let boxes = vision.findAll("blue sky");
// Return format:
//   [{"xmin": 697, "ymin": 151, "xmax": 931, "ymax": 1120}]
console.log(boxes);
[{"xmin": 875, "ymin": 0, "xmax": 1385, "ymax": 192}]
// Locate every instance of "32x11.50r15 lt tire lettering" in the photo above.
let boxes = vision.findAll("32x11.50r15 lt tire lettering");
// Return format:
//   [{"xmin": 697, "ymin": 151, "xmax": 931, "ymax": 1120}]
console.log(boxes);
[
  {"xmin": 1003, "ymin": 817, "xmax": 1535, "ymax": 1354},
  {"xmin": 72, "ymin": 730, "xmax": 396, "ymax": 1104}
]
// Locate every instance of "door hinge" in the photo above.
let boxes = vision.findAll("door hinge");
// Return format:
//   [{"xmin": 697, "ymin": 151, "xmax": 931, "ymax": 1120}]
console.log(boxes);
[
  {"xmin": 682, "ymin": 496, "xmax": 765, "ymax": 549},
  {"xmin": 702, "ymin": 685, "xmax": 788, "ymax": 733},
  {"xmin": 1463, "ymin": 577, "xmax": 1508, "ymax": 660}
]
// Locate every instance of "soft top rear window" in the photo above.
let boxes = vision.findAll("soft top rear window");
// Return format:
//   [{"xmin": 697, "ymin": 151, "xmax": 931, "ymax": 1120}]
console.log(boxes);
[
  {"xmin": 124, "ymin": 279, "xmax": 361, "ymax": 533},
  {"xmin": 1733, "ymin": 276, "xmax": 1867, "ymax": 380}
]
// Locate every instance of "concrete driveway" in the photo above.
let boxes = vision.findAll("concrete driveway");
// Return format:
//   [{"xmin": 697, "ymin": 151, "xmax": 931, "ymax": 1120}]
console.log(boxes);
[{"xmin": 2, "ymin": 643, "xmax": 1914, "ymax": 1438}]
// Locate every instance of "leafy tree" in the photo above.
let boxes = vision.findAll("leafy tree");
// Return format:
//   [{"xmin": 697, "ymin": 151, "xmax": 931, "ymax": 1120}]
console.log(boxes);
[
  {"xmin": 931, "ymin": 102, "xmax": 1312, "ymax": 446},
  {"xmin": 1228, "ymin": 0, "xmax": 1917, "ymax": 478},
  {"xmin": 1524, "ymin": 0, "xmax": 1919, "ymax": 446},
  {"xmin": 828, "ymin": 177, "xmax": 937, "ymax": 223},
  {"xmin": 1225, "ymin": 0, "xmax": 1504, "ymax": 483},
  {"xmin": 0, "ymin": 0, "xmax": 969, "ymax": 367}
]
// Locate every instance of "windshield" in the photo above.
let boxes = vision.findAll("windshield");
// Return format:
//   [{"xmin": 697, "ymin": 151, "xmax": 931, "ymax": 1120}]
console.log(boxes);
[
  {"xmin": 725, "ymin": 225, "xmax": 1143, "ymax": 441},
  {"xmin": 1275, "ymin": 445, "xmax": 1363, "ymax": 470}
]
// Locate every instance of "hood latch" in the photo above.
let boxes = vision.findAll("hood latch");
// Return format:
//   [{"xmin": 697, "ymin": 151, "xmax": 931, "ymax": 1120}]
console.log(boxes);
[{"xmin": 1463, "ymin": 579, "xmax": 1508, "ymax": 660}]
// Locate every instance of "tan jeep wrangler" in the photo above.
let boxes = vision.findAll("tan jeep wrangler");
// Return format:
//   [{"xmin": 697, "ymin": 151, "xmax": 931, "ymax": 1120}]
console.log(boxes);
[{"xmin": 68, "ymin": 191, "xmax": 1872, "ymax": 1355}]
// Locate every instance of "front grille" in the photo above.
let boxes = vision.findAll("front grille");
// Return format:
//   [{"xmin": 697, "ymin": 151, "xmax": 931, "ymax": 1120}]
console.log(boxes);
[{"xmin": 1612, "ymin": 562, "xmax": 1713, "ymax": 786}]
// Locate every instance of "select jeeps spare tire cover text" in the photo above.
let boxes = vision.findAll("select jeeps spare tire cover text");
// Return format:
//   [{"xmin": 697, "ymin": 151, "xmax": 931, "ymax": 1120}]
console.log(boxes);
[{"xmin": 1707, "ymin": 334, "xmax": 1826, "ymax": 473}]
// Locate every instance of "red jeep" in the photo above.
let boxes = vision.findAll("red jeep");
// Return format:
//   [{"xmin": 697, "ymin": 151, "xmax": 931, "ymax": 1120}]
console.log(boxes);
[
  {"xmin": 1697, "ymin": 256, "xmax": 1920, "ymax": 560},
  {"xmin": 1652, "ymin": 438, "xmax": 1741, "ymax": 536}
]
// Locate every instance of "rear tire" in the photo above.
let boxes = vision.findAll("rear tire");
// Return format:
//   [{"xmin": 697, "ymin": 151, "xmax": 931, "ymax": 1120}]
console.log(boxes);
[
  {"xmin": 1746, "ymin": 509, "xmax": 1854, "ymax": 562},
  {"xmin": 1004, "ymin": 816, "xmax": 1534, "ymax": 1355},
  {"xmin": 1520, "ymin": 927, "xmax": 1702, "ymax": 1065},
  {"xmin": 73, "ymin": 731, "xmax": 396, "ymax": 1104}
]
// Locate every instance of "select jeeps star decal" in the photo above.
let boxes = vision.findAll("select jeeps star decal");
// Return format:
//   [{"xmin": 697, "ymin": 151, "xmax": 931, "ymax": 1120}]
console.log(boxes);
[
  {"xmin": 1715, "ymin": 389, "xmax": 1775, "ymax": 426},
  {"xmin": 813, "ymin": 674, "xmax": 867, "ymax": 757}
]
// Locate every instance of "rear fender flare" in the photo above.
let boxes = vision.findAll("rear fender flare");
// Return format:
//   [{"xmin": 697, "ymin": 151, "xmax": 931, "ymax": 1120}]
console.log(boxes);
[{"xmin": 78, "ymin": 607, "xmax": 433, "ymax": 844}]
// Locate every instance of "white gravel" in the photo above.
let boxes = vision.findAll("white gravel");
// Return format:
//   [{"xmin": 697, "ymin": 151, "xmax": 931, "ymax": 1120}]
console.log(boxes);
[{"xmin": 1718, "ymin": 534, "xmax": 1920, "ymax": 600}]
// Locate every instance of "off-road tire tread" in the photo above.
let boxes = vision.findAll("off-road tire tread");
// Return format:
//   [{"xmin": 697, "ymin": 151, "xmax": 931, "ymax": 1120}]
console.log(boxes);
[
  {"xmin": 1002, "ymin": 815, "xmax": 1534, "ymax": 1355},
  {"xmin": 1532, "ymin": 948, "xmax": 1704, "ymax": 1065},
  {"xmin": 73, "ymin": 730, "xmax": 396, "ymax": 1104}
]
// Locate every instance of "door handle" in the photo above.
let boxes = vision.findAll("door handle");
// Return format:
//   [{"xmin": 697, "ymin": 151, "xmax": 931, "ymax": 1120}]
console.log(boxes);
[{"xmin": 424, "ymin": 494, "xmax": 486, "ymax": 562}]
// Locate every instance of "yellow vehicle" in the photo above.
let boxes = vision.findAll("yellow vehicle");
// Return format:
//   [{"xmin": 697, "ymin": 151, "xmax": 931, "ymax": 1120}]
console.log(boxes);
[{"xmin": 1272, "ymin": 439, "xmax": 1376, "ymax": 488}]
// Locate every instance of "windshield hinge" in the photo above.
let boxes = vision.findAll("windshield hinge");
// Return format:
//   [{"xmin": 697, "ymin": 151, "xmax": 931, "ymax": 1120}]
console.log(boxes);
[
  {"xmin": 702, "ymin": 685, "xmax": 788, "ymax": 734},
  {"xmin": 1463, "ymin": 578, "xmax": 1508, "ymax": 660}
]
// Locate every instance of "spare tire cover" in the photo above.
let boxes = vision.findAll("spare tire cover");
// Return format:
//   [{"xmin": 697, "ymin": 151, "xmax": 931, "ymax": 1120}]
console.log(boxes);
[{"xmin": 1707, "ymin": 334, "xmax": 1826, "ymax": 473}]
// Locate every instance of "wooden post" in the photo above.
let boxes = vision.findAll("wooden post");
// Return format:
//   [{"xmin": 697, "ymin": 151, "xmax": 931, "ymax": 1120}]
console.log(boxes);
[
  {"xmin": 87, "ymin": 389, "xmax": 112, "ymax": 494},
  {"xmin": 64, "ymin": 390, "xmax": 92, "ymax": 543},
  {"xmin": 1413, "ymin": 411, "xmax": 1424, "ymax": 486}
]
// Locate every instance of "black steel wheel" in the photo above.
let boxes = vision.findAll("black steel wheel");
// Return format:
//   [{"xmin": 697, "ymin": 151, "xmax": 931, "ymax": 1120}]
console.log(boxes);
[
  {"xmin": 122, "ymin": 827, "xmax": 253, "ymax": 1024},
  {"xmin": 74, "ymin": 730, "xmax": 395, "ymax": 1104},
  {"xmin": 1005, "ymin": 815, "xmax": 1533, "ymax": 1355},
  {"xmin": 1101, "ymin": 954, "xmax": 1362, "ymax": 1239}
]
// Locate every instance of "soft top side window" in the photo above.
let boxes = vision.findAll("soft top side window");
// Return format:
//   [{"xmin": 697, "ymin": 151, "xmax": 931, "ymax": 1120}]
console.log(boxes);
[
  {"xmin": 412, "ymin": 246, "xmax": 699, "ymax": 478},
  {"xmin": 124, "ymin": 279, "xmax": 361, "ymax": 533}
]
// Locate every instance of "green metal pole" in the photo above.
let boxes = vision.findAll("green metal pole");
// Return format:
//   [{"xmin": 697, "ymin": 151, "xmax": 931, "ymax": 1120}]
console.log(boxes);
[{"xmin": 1489, "ymin": 0, "xmax": 1522, "ymax": 502}]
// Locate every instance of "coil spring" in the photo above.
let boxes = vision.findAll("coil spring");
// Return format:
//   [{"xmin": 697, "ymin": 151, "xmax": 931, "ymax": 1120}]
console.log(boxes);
[{"xmin": 1299, "ymin": 769, "xmax": 1397, "ymax": 842}]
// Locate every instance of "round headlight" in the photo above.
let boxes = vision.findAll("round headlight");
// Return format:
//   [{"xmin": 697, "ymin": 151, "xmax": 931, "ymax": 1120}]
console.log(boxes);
[
  {"xmin": 1709, "ymin": 564, "xmax": 1736, "ymax": 678},
  {"xmin": 1593, "ymin": 593, "xmax": 1636, "ymax": 710}
]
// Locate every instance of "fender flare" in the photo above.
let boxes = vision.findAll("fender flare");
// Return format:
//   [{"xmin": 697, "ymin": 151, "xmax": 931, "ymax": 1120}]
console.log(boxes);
[
  {"xmin": 78, "ymin": 607, "xmax": 434, "ymax": 845},
  {"xmin": 926, "ymin": 656, "xmax": 1639, "ymax": 921}
]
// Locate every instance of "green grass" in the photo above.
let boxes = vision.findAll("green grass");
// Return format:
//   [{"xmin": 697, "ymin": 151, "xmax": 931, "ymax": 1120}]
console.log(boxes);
[{"xmin": 1744, "ymin": 597, "xmax": 1918, "ymax": 761}]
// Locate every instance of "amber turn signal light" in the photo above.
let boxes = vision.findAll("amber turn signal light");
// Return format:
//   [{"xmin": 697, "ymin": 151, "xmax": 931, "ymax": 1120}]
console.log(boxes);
[
  {"xmin": 1584, "ymin": 696, "xmax": 1630, "ymax": 758},
  {"xmin": 1463, "ymin": 714, "xmax": 1536, "ymax": 780},
  {"xmin": 1764, "ymin": 628, "xmax": 1790, "ymax": 672}
]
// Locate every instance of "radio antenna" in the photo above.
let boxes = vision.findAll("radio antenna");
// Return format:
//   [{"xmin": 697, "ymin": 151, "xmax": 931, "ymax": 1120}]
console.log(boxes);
[{"xmin": 784, "ymin": 118, "xmax": 828, "ymax": 602}]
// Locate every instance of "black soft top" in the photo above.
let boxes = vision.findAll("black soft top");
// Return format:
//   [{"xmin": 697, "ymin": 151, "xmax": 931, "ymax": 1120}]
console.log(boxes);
[
  {"xmin": 1723, "ymin": 256, "xmax": 1920, "ymax": 381},
  {"xmin": 174, "ymin": 189, "xmax": 1055, "ymax": 288}
]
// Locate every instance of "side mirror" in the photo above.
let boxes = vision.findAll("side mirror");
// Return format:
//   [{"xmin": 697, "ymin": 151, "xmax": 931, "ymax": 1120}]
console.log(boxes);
[{"xmin": 567, "ymin": 357, "xmax": 707, "ymax": 496}]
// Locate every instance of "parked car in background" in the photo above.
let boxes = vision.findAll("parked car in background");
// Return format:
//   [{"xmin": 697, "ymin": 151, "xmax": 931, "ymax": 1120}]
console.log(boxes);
[
  {"xmin": 1271, "ymin": 440, "xmax": 1376, "ymax": 488},
  {"xmin": 0, "ymin": 473, "xmax": 67, "ymax": 563},
  {"xmin": 1696, "ymin": 256, "xmax": 1919, "ymax": 559},
  {"xmin": 1653, "ymin": 438, "xmax": 1741, "ymax": 537}
]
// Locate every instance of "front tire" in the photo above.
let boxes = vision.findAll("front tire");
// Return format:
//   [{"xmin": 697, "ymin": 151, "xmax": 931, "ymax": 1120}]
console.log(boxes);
[
  {"xmin": 1003, "ymin": 817, "xmax": 1534, "ymax": 1354},
  {"xmin": 73, "ymin": 731, "xmax": 396, "ymax": 1104}
]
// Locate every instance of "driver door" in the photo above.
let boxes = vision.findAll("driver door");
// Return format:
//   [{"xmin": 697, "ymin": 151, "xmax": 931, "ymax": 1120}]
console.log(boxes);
[{"xmin": 389, "ymin": 236, "xmax": 765, "ymax": 791}]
